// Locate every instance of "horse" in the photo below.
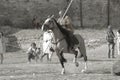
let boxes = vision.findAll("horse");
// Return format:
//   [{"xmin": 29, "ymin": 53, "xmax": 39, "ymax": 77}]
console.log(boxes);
[
  {"xmin": 106, "ymin": 26, "xmax": 115, "ymax": 58},
  {"xmin": 41, "ymin": 17, "xmax": 87, "ymax": 74}
]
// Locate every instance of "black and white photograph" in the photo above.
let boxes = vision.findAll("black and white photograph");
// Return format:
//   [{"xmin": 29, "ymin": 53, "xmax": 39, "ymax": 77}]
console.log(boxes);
[{"xmin": 0, "ymin": 0, "xmax": 120, "ymax": 80}]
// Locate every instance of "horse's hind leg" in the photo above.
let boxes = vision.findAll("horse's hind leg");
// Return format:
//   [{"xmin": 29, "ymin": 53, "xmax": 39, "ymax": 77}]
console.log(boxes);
[
  {"xmin": 73, "ymin": 49, "xmax": 79, "ymax": 67},
  {"xmin": 78, "ymin": 45, "xmax": 87, "ymax": 73}
]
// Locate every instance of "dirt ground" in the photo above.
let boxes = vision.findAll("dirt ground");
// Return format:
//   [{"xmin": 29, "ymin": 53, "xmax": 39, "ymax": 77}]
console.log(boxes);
[{"xmin": 0, "ymin": 29, "xmax": 120, "ymax": 80}]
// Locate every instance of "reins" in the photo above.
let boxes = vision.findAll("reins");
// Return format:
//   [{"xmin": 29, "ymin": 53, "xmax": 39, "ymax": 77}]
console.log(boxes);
[{"xmin": 52, "ymin": 37, "xmax": 65, "ymax": 45}]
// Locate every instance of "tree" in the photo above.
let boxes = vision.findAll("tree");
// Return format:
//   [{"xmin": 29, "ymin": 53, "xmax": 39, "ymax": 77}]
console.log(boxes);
[{"xmin": 107, "ymin": 0, "xmax": 110, "ymax": 26}]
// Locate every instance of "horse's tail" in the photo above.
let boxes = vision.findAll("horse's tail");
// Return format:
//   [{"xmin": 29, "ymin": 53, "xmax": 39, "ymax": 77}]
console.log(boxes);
[{"xmin": 75, "ymin": 34, "xmax": 87, "ymax": 62}]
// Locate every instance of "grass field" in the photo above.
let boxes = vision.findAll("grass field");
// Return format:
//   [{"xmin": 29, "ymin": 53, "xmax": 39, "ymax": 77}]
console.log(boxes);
[{"xmin": 0, "ymin": 29, "xmax": 120, "ymax": 80}]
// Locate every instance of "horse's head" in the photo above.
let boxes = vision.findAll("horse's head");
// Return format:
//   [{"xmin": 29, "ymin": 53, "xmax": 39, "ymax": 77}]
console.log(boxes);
[{"xmin": 42, "ymin": 16, "xmax": 56, "ymax": 31}]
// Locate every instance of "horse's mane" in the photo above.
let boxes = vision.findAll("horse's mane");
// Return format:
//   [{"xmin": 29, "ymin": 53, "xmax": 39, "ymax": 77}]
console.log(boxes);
[{"xmin": 52, "ymin": 18, "xmax": 68, "ymax": 36}]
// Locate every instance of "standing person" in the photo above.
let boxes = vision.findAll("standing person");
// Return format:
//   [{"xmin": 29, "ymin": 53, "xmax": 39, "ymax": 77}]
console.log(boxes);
[
  {"xmin": 0, "ymin": 32, "xmax": 6, "ymax": 64},
  {"xmin": 57, "ymin": 10, "xmax": 79, "ymax": 50},
  {"xmin": 32, "ymin": 16, "xmax": 41, "ymax": 29},
  {"xmin": 116, "ymin": 29, "xmax": 120, "ymax": 55},
  {"xmin": 26, "ymin": 42, "xmax": 41, "ymax": 63},
  {"xmin": 41, "ymin": 30, "xmax": 55, "ymax": 61},
  {"xmin": 106, "ymin": 25, "xmax": 115, "ymax": 58}
]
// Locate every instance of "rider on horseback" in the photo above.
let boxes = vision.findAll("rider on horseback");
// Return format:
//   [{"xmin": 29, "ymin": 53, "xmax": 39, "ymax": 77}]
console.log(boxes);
[{"xmin": 57, "ymin": 10, "xmax": 79, "ymax": 50}]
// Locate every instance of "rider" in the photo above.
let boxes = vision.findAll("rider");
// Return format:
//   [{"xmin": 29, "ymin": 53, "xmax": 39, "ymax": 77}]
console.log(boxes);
[
  {"xmin": 57, "ymin": 10, "xmax": 79, "ymax": 50},
  {"xmin": 57, "ymin": 10, "xmax": 74, "ymax": 33}
]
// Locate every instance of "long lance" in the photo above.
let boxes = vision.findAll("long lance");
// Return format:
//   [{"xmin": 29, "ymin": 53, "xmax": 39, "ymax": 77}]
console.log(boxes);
[{"xmin": 61, "ymin": 0, "xmax": 74, "ymax": 21}]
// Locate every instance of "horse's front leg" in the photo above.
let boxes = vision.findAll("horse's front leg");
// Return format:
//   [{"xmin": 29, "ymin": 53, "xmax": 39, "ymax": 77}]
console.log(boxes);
[
  {"xmin": 77, "ymin": 47, "xmax": 87, "ymax": 73},
  {"xmin": 73, "ymin": 50, "xmax": 79, "ymax": 67},
  {"xmin": 73, "ymin": 48, "xmax": 78, "ymax": 63},
  {"xmin": 60, "ymin": 59, "xmax": 65, "ymax": 74},
  {"xmin": 81, "ymin": 62, "xmax": 87, "ymax": 73},
  {"xmin": 56, "ymin": 49, "xmax": 66, "ymax": 74}
]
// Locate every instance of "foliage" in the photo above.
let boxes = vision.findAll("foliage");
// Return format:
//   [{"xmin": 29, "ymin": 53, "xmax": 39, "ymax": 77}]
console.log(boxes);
[{"xmin": 0, "ymin": 0, "xmax": 119, "ymax": 28}]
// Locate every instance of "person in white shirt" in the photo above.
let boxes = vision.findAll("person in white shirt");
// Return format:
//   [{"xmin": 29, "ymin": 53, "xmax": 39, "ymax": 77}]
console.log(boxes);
[
  {"xmin": 0, "ymin": 32, "xmax": 6, "ymax": 64},
  {"xmin": 41, "ymin": 30, "xmax": 55, "ymax": 61},
  {"xmin": 116, "ymin": 29, "xmax": 120, "ymax": 55}
]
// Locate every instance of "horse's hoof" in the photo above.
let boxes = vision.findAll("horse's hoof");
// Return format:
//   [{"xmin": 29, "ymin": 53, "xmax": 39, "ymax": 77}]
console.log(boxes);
[
  {"xmin": 61, "ymin": 71, "xmax": 65, "ymax": 75},
  {"xmin": 61, "ymin": 68, "xmax": 65, "ymax": 75},
  {"xmin": 75, "ymin": 62, "xmax": 79, "ymax": 67},
  {"xmin": 81, "ymin": 69, "xmax": 86, "ymax": 73},
  {"xmin": 33, "ymin": 73, "xmax": 36, "ymax": 76}
]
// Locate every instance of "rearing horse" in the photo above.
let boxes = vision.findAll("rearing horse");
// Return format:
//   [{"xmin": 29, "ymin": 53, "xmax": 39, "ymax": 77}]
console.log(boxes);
[{"xmin": 41, "ymin": 17, "xmax": 87, "ymax": 74}]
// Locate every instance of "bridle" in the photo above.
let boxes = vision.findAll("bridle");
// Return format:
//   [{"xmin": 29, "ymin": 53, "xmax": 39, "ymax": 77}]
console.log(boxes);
[{"xmin": 44, "ymin": 18, "xmax": 66, "ymax": 45}]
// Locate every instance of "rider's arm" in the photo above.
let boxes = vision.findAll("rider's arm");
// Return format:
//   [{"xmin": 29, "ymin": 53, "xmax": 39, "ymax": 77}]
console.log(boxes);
[{"xmin": 64, "ymin": 16, "xmax": 74, "ymax": 32}]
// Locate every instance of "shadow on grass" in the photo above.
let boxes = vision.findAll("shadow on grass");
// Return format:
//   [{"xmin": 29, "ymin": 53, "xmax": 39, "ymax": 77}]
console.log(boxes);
[
  {"xmin": 88, "ymin": 59, "xmax": 118, "ymax": 62},
  {"xmin": 85, "ymin": 69, "xmax": 112, "ymax": 74}
]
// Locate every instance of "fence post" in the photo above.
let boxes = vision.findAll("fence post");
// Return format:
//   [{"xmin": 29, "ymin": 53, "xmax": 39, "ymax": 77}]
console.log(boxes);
[
  {"xmin": 80, "ymin": 0, "xmax": 83, "ymax": 28},
  {"xmin": 107, "ymin": 0, "xmax": 110, "ymax": 26}
]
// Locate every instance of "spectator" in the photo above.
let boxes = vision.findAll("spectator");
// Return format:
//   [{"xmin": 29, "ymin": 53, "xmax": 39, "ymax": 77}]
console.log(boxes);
[{"xmin": 0, "ymin": 32, "xmax": 7, "ymax": 64}]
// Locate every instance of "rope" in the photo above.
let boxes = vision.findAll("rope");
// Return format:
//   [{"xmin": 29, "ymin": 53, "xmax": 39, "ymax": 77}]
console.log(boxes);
[{"xmin": 61, "ymin": 0, "xmax": 74, "ymax": 21}]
